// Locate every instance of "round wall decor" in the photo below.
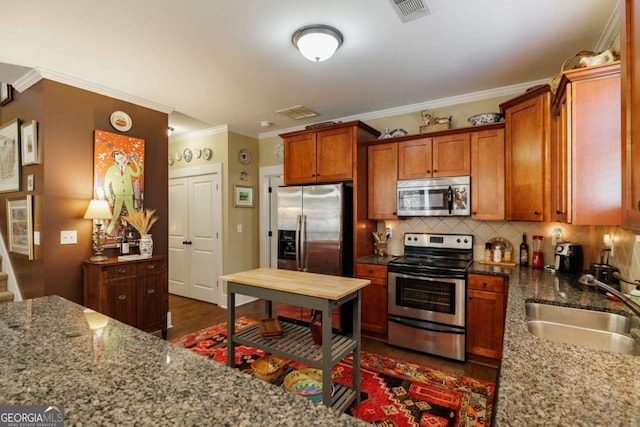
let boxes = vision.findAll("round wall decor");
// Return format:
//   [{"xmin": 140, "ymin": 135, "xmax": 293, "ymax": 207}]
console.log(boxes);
[
  {"xmin": 238, "ymin": 148, "xmax": 252, "ymax": 165},
  {"xmin": 110, "ymin": 111, "xmax": 132, "ymax": 132}
]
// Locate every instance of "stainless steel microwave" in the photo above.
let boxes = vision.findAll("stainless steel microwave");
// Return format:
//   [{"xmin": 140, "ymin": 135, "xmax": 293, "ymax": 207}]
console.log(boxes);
[{"xmin": 397, "ymin": 176, "xmax": 470, "ymax": 217}]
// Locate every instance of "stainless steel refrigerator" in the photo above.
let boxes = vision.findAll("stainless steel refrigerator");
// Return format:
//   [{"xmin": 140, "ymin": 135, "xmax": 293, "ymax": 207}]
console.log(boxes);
[{"xmin": 276, "ymin": 183, "xmax": 353, "ymax": 330}]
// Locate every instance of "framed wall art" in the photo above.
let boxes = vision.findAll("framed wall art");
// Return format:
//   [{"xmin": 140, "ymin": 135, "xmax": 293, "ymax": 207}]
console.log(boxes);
[
  {"xmin": 234, "ymin": 185, "xmax": 254, "ymax": 207},
  {"xmin": 21, "ymin": 120, "xmax": 39, "ymax": 165},
  {"xmin": 7, "ymin": 195, "xmax": 33, "ymax": 260},
  {"xmin": 0, "ymin": 119, "xmax": 21, "ymax": 193},
  {"xmin": 0, "ymin": 83, "xmax": 12, "ymax": 106},
  {"xmin": 93, "ymin": 130, "xmax": 145, "ymax": 246}
]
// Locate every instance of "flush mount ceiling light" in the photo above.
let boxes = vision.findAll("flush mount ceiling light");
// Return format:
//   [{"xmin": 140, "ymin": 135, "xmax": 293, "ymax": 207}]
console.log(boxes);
[{"xmin": 292, "ymin": 25, "xmax": 343, "ymax": 62}]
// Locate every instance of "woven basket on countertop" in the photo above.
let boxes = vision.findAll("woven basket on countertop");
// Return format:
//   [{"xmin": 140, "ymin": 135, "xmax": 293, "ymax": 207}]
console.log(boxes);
[{"xmin": 549, "ymin": 50, "xmax": 596, "ymax": 95}]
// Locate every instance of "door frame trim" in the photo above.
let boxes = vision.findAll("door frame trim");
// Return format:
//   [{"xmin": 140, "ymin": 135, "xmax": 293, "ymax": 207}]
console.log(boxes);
[{"xmin": 259, "ymin": 164, "xmax": 283, "ymax": 268}]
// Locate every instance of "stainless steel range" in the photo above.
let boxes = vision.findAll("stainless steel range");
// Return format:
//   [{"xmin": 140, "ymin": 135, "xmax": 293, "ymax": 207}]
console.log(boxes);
[{"xmin": 387, "ymin": 232, "xmax": 473, "ymax": 361}]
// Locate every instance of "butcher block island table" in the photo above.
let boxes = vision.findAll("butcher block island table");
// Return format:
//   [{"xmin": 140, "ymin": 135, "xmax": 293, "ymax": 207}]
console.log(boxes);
[{"xmin": 220, "ymin": 268, "xmax": 370, "ymax": 412}]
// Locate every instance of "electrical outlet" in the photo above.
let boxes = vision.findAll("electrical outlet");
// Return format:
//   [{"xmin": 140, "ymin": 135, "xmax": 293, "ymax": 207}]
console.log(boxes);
[
  {"xmin": 385, "ymin": 226, "xmax": 392, "ymax": 239},
  {"xmin": 60, "ymin": 230, "xmax": 77, "ymax": 245}
]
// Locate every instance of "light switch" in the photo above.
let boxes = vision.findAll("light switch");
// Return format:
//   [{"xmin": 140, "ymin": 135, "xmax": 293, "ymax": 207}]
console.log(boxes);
[
  {"xmin": 237, "ymin": 224, "xmax": 243, "ymax": 233},
  {"xmin": 60, "ymin": 230, "xmax": 77, "ymax": 244},
  {"xmin": 34, "ymin": 231, "xmax": 40, "ymax": 245}
]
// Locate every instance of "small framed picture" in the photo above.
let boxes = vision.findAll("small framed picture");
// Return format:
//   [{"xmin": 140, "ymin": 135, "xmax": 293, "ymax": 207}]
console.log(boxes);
[
  {"xmin": 7, "ymin": 195, "xmax": 34, "ymax": 260},
  {"xmin": 234, "ymin": 185, "xmax": 254, "ymax": 207},
  {"xmin": 0, "ymin": 119, "xmax": 21, "ymax": 193},
  {"xmin": 0, "ymin": 83, "xmax": 12, "ymax": 106},
  {"xmin": 21, "ymin": 120, "xmax": 39, "ymax": 165}
]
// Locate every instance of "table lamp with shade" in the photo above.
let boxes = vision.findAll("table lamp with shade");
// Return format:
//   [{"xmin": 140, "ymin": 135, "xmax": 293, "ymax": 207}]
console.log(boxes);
[{"xmin": 84, "ymin": 199, "xmax": 112, "ymax": 262}]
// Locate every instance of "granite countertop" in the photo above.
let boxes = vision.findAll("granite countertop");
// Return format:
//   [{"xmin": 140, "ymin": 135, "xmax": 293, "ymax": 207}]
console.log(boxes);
[
  {"xmin": 468, "ymin": 263, "xmax": 640, "ymax": 426},
  {"xmin": 0, "ymin": 296, "xmax": 367, "ymax": 426},
  {"xmin": 356, "ymin": 254, "xmax": 397, "ymax": 266}
]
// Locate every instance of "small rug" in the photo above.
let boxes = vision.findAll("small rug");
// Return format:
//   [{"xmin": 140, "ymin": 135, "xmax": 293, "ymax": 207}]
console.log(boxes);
[{"xmin": 172, "ymin": 317, "xmax": 495, "ymax": 427}]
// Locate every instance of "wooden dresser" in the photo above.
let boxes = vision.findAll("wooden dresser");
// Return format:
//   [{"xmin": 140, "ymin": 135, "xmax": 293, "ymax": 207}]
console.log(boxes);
[{"xmin": 82, "ymin": 256, "xmax": 168, "ymax": 338}]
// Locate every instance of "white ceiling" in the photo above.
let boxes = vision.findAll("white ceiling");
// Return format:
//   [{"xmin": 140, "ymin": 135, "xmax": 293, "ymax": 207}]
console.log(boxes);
[{"xmin": 0, "ymin": 0, "xmax": 619, "ymax": 139}]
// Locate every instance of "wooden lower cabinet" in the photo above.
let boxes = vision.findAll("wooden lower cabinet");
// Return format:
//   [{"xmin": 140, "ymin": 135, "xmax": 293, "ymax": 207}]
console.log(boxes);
[
  {"xmin": 355, "ymin": 263, "xmax": 388, "ymax": 337},
  {"xmin": 83, "ymin": 256, "xmax": 168, "ymax": 338},
  {"xmin": 466, "ymin": 273, "xmax": 508, "ymax": 362}
]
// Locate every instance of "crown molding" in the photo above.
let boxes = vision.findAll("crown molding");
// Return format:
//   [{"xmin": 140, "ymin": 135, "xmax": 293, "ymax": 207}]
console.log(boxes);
[
  {"xmin": 595, "ymin": 1, "xmax": 621, "ymax": 52},
  {"xmin": 169, "ymin": 124, "xmax": 229, "ymax": 144},
  {"xmin": 12, "ymin": 67, "xmax": 174, "ymax": 114},
  {"xmin": 258, "ymin": 78, "xmax": 547, "ymax": 140}
]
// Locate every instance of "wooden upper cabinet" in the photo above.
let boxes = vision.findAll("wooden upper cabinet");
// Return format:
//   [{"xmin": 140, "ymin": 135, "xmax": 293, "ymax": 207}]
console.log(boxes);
[
  {"xmin": 552, "ymin": 62, "xmax": 621, "ymax": 225},
  {"xmin": 315, "ymin": 127, "xmax": 354, "ymax": 182},
  {"xmin": 398, "ymin": 138, "xmax": 433, "ymax": 179},
  {"xmin": 621, "ymin": 0, "xmax": 640, "ymax": 231},
  {"xmin": 281, "ymin": 122, "xmax": 379, "ymax": 186},
  {"xmin": 368, "ymin": 142, "xmax": 398, "ymax": 219},
  {"xmin": 283, "ymin": 132, "xmax": 317, "ymax": 184},
  {"xmin": 398, "ymin": 134, "xmax": 470, "ymax": 180},
  {"xmin": 501, "ymin": 85, "xmax": 551, "ymax": 222},
  {"xmin": 471, "ymin": 127, "xmax": 505, "ymax": 220},
  {"xmin": 433, "ymin": 133, "xmax": 471, "ymax": 177}
]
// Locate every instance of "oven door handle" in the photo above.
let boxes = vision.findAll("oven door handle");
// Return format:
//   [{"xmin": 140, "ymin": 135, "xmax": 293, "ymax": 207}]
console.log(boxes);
[
  {"xmin": 447, "ymin": 185, "xmax": 454, "ymax": 214},
  {"xmin": 388, "ymin": 315, "xmax": 465, "ymax": 334}
]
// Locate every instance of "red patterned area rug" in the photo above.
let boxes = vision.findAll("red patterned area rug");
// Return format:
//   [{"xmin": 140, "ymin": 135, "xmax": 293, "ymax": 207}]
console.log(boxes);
[{"xmin": 172, "ymin": 317, "xmax": 495, "ymax": 427}]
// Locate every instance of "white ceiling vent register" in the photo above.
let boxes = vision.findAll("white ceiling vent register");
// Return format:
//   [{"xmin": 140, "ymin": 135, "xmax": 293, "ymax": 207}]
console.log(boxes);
[
  {"xmin": 390, "ymin": 0, "xmax": 431, "ymax": 23},
  {"xmin": 277, "ymin": 105, "xmax": 319, "ymax": 120}
]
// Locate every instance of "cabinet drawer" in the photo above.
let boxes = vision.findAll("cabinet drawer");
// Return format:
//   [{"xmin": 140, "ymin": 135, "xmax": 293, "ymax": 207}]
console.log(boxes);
[
  {"xmin": 468, "ymin": 274, "xmax": 506, "ymax": 293},
  {"xmin": 104, "ymin": 264, "xmax": 137, "ymax": 279},
  {"xmin": 137, "ymin": 259, "xmax": 167, "ymax": 274},
  {"xmin": 355, "ymin": 263, "xmax": 388, "ymax": 279}
]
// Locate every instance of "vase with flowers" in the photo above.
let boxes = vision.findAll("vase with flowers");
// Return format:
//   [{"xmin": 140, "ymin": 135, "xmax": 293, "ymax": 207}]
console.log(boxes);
[{"xmin": 121, "ymin": 209, "xmax": 159, "ymax": 257}]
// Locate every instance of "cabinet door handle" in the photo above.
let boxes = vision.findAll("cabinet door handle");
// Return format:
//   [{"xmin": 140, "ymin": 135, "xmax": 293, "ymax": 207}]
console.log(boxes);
[
  {"xmin": 468, "ymin": 296, "xmax": 473, "ymax": 300},
  {"xmin": 482, "ymin": 282, "xmax": 488, "ymax": 287},
  {"xmin": 637, "ymin": 200, "xmax": 640, "ymax": 211},
  {"xmin": 556, "ymin": 210, "xmax": 565, "ymax": 214},
  {"xmin": 118, "ymin": 294, "xmax": 127, "ymax": 300},
  {"xmin": 118, "ymin": 268, "xmax": 126, "ymax": 274},
  {"xmin": 146, "ymin": 264, "xmax": 155, "ymax": 270},
  {"xmin": 472, "ymin": 211, "xmax": 478, "ymax": 215},
  {"xmin": 433, "ymin": 169, "xmax": 437, "ymax": 173},
  {"xmin": 426, "ymin": 170, "xmax": 431, "ymax": 174},
  {"xmin": 534, "ymin": 211, "xmax": 541, "ymax": 216},
  {"xmin": 147, "ymin": 288, "xmax": 155, "ymax": 294}
]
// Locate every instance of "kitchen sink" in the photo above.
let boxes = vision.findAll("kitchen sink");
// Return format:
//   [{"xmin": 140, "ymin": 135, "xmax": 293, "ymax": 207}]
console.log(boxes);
[{"xmin": 525, "ymin": 302, "xmax": 638, "ymax": 356}]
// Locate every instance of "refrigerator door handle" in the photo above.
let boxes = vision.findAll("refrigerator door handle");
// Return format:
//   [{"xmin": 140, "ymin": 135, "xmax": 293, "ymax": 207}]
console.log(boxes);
[
  {"xmin": 300, "ymin": 214, "xmax": 307, "ymax": 271},
  {"xmin": 295, "ymin": 215, "xmax": 302, "ymax": 271}
]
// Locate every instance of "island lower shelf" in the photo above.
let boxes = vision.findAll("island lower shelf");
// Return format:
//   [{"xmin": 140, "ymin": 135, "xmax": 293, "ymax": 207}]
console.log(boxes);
[
  {"xmin": 234, "ymin": 321, "xmax": 358, "ymax": 413},
  {"xmin": 234, "ymin": 321, "xmax": 357, "ymax": 367}
]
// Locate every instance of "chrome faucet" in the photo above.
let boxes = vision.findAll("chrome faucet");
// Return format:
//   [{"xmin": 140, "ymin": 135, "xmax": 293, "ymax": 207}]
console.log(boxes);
[{"xmin": 593, "ymin": 278, "xmax": 640, "ymax": 318}]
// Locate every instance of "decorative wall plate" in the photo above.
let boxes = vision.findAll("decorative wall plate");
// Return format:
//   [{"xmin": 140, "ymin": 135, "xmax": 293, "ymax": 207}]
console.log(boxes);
[
  {"xmin": 183, "ymin": 148, "xmax": 193, "ymax": 162},
  {"xmin": 194, "ymin": 148, "xmax": 202, "ymax": 159},
  {"xmin": 238, "ymin": 148, "xmax": 251, "ymax": 165},
  {"xmin": 274, "ymin": 141, "xmax": 284, "ymax": 161},
  {"xmin": 203, "ymin": 148, "xmax": 212, "ymax": 160},
  {"xmin": 174, "ymin": 151, "xmax": 182, "ymax": 161},
  {"xmin": 110, "ymin": 111, "xmax": 132, "ymax": 132},
  {"xmin": 168, "ymin": 154, "xmax": 174, "ymax": 165}
]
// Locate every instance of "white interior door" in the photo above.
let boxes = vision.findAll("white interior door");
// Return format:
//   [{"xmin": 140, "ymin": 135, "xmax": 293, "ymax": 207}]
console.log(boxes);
[
  {"xmin": 169, "ymin": 165, "xmax": 222, "ymax": 304},
  {"xmin": 168, "ymin": 178, "xmax": 189, "ymax": 297},
  {"xmin": 259, "ymin": 165, "xmax": 284, "ymax": 269},
  {"xmin": 188, "ymin": 175, "xmax": 218, "ymax": 302},
  {"xmin": 269, "ymin": 175, "xmax": 284, "ymax": 268}
]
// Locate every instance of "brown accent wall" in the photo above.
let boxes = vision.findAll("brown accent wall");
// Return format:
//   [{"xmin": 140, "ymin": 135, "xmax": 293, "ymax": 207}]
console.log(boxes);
[{"xmin": 0, "ymin": 80, "xmax": 168, "ymax": 303}]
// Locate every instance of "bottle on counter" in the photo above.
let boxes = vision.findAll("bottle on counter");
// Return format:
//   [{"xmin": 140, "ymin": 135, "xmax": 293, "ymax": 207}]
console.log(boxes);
[
  {"xmin": 504, "ymin": 246, "xmax": 512, "ymax": 263},
  {"xmin": 519, "ymin": 232, "xmax": 529, "ymax": 267},
  {"xmin": 120, "ymin": 225, "xmax": 130, "ymax": 255},
  {"xmin": 484, "ymin": 243, "xmax": 492, "ymax": 262},
  {"xmin": 493, "ymin": 245, "xmax": 503, "ymax": 263}
]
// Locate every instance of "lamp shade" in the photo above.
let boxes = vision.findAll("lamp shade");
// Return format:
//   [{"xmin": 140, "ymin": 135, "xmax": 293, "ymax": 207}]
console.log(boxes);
[
  {"xmin": 292, "ymin": 25, "xmax": 343, "ymax": 62},
  {"xmin": 84, "ymin": 199, "xmax": 112, "ymax": 220}
]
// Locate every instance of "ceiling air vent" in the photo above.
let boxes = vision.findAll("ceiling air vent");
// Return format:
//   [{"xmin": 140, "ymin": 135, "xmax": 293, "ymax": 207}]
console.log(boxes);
[
  {"xmin": 390, "ymin": 0, "xmax": 431, "ymax": 23},
  {"xmin": 277, "ymin": 105, "xmax": 319, "ymax": 120}
]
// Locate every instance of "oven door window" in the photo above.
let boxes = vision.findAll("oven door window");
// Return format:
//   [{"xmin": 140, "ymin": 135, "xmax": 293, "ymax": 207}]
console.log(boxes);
[{"xmin": 394, "ymin": 275, "xmax": 456, "ymax": 314}]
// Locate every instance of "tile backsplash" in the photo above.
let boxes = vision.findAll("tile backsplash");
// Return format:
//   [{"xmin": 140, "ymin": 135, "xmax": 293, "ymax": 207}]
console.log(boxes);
[{"xmin": 379, "ymin": 218, "xmax": 640, "ymax": 291}]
